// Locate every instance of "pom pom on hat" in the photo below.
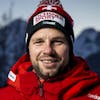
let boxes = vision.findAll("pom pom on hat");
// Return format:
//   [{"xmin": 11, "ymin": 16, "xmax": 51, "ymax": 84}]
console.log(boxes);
[
  {"xmin": 25, "ymin": 0, "xmax": 74, "ymax": 53},
  {"xmin": 38, "ymin": 0, "xmax": 63, "ymax": 8}
]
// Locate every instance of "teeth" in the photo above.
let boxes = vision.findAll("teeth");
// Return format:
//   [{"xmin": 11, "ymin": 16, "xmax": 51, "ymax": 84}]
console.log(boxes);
[
  {"xmin": 42, "ymin": 60, "xmax": 54, "ymax": 63},
  {"xmin": 41, "ymin": 60, "xmax": 56, "ymax": 63}
]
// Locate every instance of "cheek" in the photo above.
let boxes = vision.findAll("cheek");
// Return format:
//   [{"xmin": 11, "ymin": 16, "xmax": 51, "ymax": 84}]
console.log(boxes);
[
  {"xmin": 56, "ymin": 46, "xmax": 69, "ymax": 58},
  {"xmin": 29, "ymin": 45, "xmax": 40, "ymax": 59},
  {"xmin": 58, "ymin": 46, "xmax": 70, "ymax": 66}
]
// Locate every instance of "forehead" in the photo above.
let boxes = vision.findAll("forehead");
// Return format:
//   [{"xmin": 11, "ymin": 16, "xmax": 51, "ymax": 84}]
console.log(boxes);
[{"xmin": 30, "ymin": 28, "xmax": 66, "ymax": 39}]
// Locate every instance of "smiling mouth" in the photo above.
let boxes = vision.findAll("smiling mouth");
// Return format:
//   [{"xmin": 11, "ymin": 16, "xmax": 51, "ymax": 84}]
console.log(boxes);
[
  {"xmin": 40, "ymin": 59, "xmax": 59, "ymax": 67},
  {"xmin": 41, "ymin": 58, "xmax": 59, "ymax": 63},
  {"xmin": 42, "ymin": 61, "xmax": 56, "ymax": 65}
]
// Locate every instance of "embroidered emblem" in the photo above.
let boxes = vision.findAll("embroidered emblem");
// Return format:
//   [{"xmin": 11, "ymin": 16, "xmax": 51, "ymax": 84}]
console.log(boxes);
[
  {"xmin": 8, "ymin": 71, "xmax": 16, "ymax": 82},
  {"xmin": 33, "ymin": 11, "xmax": 65, "ymax": 27},
  {"xmin": 42, "ymin": 5, "xmax": 57, "ymax": 10},
  {"xmin": 88, "ymin": 93, "xmax": 100, "ymax": 100}
]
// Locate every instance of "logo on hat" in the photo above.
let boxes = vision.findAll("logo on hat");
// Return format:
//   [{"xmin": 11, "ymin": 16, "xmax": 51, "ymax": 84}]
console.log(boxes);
[
  {"xmin": 42, "ymin": 5, "xmax": 57, "ymax": 10},
  {"xmin": 33, "ymin": 11, "xmax": 65, "ymax": 27},
  {"xmin": 42, "ymin": 21, "xmax": 56, "ymax": 25}
]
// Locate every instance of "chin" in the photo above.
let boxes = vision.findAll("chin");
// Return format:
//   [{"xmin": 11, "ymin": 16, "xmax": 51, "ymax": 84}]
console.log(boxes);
[{"xmin": 43, "ymin": 71, "xmax": 58, "ymax": 77}]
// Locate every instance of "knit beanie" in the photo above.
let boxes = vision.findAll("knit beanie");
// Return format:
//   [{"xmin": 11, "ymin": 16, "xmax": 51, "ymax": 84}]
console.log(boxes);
[{"xmin": 25, "ymin": 0, "xmax": 74, "ymax": 54}]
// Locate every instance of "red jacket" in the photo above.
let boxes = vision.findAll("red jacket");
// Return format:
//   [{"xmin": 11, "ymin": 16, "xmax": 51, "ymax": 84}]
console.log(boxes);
[{"xmin": 0, "ymin": 54, "xmax": 100, "ymax": 100}]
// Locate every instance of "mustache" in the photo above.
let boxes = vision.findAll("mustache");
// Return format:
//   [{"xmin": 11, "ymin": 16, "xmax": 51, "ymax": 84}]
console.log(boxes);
[{"xmin": 37, "ymin": 54, "xmax": 61, "ymax": 61}]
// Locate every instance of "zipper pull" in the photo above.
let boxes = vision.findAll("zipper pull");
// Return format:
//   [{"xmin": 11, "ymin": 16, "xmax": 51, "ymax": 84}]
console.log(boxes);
[{"xmin": 39, "ymin": 79, "xmax": 44, "ymax": 97}]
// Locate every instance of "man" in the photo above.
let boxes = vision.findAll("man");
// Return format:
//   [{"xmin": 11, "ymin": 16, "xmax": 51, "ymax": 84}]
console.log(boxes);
[{"xmin": 0, "ymin": 0, "xmax": 100, "ymax": 100}]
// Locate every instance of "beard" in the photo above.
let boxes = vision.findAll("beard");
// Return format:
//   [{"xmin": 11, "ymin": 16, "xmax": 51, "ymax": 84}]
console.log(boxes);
[
  {"xmin": 31, "ymin": 60, "xmax": 68, "ymax": 80},
  {"xmin": 29, "ymin": 51, "xmax": 70, "ymax": 80},
  {"xmin": 33, "ymin": 65, "xmax": 52, "ymax": 79}
]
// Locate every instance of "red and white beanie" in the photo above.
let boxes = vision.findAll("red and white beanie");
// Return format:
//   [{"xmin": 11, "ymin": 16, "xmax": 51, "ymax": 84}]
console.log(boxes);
[{"xmin": 25, "ymin": 0, "xmax": 74, "ymax": 53}]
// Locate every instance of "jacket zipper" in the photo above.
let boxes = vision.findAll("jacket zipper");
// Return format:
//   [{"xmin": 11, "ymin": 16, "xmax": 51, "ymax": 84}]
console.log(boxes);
[
  {"xmin": 39, "ymin": 82, "xmax": 44, "ymax": 96},
  {"xmin": 38, "ymin": 79, "xmax": 45, "ymax": 99}
]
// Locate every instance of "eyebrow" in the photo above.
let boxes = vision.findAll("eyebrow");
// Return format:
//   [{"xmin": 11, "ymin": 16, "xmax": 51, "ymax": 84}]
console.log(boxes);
[
  {"xmin": 31, "ymin": 38, "xmax": 43, "ymax": 42},
  {"xmin": 52, "ymin": 37, "xmax": 66, "ymax": 40},
  {"xmin": 31, "ymin": 36, "xmax": 67, "ymax": 42}
]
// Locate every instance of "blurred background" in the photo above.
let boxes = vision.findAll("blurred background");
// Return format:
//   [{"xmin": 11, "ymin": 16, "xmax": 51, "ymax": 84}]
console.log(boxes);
[{"xmin": 0, "ymin": 0, "xmax": 100, "ymax": 87}]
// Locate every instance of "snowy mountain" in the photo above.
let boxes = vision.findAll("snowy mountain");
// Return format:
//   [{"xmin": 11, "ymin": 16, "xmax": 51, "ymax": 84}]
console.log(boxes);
[
  {"xmin": 86, "ymin": 51, "xmax": 100, "ymax": 76},
  {"xmin": 74, "ymin": 28, "xmax": 100, "ymax": 76},
  {"xmin": 0, "ymin": 19, "xmax": 27, "ymax": 87},
  {"xmin": 74, "ymin": 28, "xmax": 100, "ymax": 58}
]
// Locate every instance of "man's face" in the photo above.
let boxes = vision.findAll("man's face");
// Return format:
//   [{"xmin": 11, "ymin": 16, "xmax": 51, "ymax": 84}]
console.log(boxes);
[{"xmin": 29, "ymin": 28, "xmax": 70, "ymax": 79}]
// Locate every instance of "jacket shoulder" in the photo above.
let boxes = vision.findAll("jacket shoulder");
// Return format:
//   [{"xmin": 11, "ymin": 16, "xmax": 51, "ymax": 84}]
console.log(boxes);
[
  {"xmin": 71, "ymin": 84, "xmax": 100, "ymax": 100},
  {"xmin": 0, "ymin": 85, "xmax": 21, "ymax": 100}
]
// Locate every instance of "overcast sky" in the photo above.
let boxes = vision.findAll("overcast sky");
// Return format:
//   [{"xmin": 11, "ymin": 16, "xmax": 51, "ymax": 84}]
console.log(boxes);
[{"xmin": 0, "ymin": 0, "xmax": 100, "ymax": 37}]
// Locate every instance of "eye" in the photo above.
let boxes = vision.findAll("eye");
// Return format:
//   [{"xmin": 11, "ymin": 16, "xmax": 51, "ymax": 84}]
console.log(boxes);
[
  {"xmin": 33, "ymin": 39, "xmax": 44, "ymax": 46},
  {"xmin": 53, "ymin": 40, "xmax": 64, "ymax": 45}
]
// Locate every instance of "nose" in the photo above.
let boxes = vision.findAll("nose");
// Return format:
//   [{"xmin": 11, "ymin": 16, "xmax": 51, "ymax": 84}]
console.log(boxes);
[{"xmin": 43, "ymin": 43, "xmax": 54, "ymax": 55}]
